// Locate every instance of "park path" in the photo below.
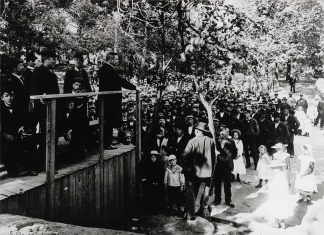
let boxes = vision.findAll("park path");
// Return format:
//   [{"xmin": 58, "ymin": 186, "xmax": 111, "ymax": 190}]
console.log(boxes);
[{"xmin": 210, "ymin": 82, "xmax": 324, "ymax": 234}]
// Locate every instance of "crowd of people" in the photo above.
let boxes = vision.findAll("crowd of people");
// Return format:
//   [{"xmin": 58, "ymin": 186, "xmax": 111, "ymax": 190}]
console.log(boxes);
[{"xmin": 1, "ymin": 48, "xmax": 322, "ymax": 228}]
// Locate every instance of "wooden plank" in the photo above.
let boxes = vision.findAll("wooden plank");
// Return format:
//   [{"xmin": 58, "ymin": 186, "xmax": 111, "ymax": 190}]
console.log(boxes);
[
  {"xmin": 107, "ymin": 158, "xmax": 115, "ymax": 227},
  {"xmin": 54, "ymin": 181, "xmax": 62, "ymax": 221},
  {"xmin": 81, "ymin": 169, "xmax": 88, "ymax": 225},
  {"xmin": 0, "ymin": 198, "xmax": 9, "ymax": 213},
  {"xmin": 87, "ymin": 166, "xmax": 95, "ymax": 227},
  {"xmin": 60, "ymin": 176, "xmax": 70, "ymax": 223},
  {"xmin": 30, "ymin": 90, "xmax": 133, "ymax": 100},
  {"xmin": 114, "ymin": 157, "xmax": 120, "ymax": 226},
  {"xmin": 118, "ymin": 155, "xmax": 125, "ymax": 226},
  {"xmin": 75, "ymin": 171, "xmax": 83, "ymax": 224},
  {"xmin": 27, "ymin": 189, "xmax": 39, "ymax": 217},
  {"xmin": 94, "ymin": 164, "xmax": 101, "ymax": 226},
  {"xmin": 38, "ymin": 187, "xmax": 46, "ymax": 219},
  {"xmin": 7, "ymin": 196, "xmax": 19, "ymax": 215},
  {"xmin": 18, "ymin": 193, "xmax": 29, "ymax": 216},
  {"xmin": 103, "ymin": 160, "xmax": 109, "ymax": 225},
  {"xmin": 135, "ymin": 90, "xmax": 142, "ymax": 163},
  {"xmin": 68, "ymin": 173, "xmax": 76, "ymax": 224},
  {"xmin": 46, "ymin": 99, "xmax": 56, "ymax": 221}
]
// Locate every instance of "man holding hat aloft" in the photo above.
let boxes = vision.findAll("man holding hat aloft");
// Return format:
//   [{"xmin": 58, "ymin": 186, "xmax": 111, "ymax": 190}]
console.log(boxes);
[{"xmin": 182, "ymin": 122, "xmax": 216, "ymax": 224}]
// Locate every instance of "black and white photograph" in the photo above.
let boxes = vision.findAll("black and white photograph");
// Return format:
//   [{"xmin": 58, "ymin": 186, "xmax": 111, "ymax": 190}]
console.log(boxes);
[{"xmin": 0, "ymin": 0, "xmax": 324, "ymax": 234}]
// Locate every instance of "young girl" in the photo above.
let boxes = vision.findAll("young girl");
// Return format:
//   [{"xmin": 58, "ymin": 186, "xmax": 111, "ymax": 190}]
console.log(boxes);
[
  {"xmin": 255, "ymin": 145, "xmax": 272, "ymax": 188},
  {"xmin": 164, "ymin": 154, "xmax": 185, "ymax": 215},
  {"xmin": 231, "ymin": 129, "xmax": 246, "ymax": 183},
  {"xmin": 295, "ymin": 143, "xmax": 317, "ymax": 204}
]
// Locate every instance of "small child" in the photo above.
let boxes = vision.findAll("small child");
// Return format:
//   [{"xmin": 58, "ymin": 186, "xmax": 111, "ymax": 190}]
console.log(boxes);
[
  {"xmin": 164, "ymin": 154, "xmax": 185, "ymax": 214},
  {"xmin": 295, "ymin": 143, "xmax": 318, "ymax": 204},
  {"xmin": 231, "ymin": 129, "xmax": 246, "ymax": 183},
  {"xmin": 255, "ymin": 145, "xmax": 272, "ymax": 188}
]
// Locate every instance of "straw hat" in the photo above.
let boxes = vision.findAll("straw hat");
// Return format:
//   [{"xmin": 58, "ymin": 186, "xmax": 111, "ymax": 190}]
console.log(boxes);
[
  {"xmin": 271, "ymin": 143, "xmax": 288, "ymax": 149},
  {"xmin": 195, "ymin": 122, "xmax": 210, "ymax": 133}
]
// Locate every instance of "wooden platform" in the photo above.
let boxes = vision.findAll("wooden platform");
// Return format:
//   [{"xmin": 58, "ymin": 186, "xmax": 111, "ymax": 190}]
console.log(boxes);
[{"xmin": 0, "ymin": 144, "xmax": 138, "ymax": 230}]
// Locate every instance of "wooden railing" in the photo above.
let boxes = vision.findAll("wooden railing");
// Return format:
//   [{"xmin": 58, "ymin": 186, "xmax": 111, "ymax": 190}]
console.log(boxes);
[{"xmin": 29, "ymin": 90, "xmax": 141, "ymax": 220}]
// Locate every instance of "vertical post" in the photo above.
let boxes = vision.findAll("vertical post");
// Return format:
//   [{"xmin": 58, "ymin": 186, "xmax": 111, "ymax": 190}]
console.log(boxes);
[
  {"xmin": 135, "ymin": 91, "xmax": 141, "ymax": 163},
  {"xmin": 98, "ymin": 96, "xmax": 105, "ymax": 224},
  {"xmin": 46, "ymin": 99, "xmax": 56, "ymax": 220}
]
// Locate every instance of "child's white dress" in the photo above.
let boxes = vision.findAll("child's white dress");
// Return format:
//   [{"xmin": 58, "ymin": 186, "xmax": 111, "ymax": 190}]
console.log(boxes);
[
  {"xmin": 232, "ymin": 139, "xmax": 246, "ymax": 175},
  {"xmin": 295, "ymin": 154, "xmax": 318, "ymax": 193},
  {"xmin": 256, "ymin": 153, "xmax": 272, "ymax": 180}
]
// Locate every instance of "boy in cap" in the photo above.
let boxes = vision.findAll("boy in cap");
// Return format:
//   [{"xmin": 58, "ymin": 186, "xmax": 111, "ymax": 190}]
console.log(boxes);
[{"xmin": 164, "ymin": 154, "xmax": 185, "ymax": 215}]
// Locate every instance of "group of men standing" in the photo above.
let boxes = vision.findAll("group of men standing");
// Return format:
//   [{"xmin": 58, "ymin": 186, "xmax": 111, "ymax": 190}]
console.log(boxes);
[{"xmin": 1, "ymin": 49, "xmax": 136, "ymax": 176}]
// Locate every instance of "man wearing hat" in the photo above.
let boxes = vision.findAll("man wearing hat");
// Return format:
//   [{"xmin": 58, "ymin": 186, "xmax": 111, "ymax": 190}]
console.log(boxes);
[
  {"xmin": 183, "ymin": 122, "xmax": 216, "ymax": 223},
  {"xmin": 272, "ymin": 112, "xmax": 290, "ymax": 148},
  {"xmin": 168, "ymin": 122, "xmax": 189, "ymax": 165},
  {"xmin": 242, "ymin": 109, "xmax": 260, "ymax": 169},
  {"xmin": 296, "ymin": 94, "xmax": 308, "ymax": 114},
  {"xmin": 185, "ymin": 114, "xmax": 196, "ymax": 139},
  {"xmin": 30, "ymin": 49, "xmax": 60, "ymax": 163},
  {"xmin": 98, "ymin": 51, "xmax": 137, "ymax": 149},
  {"xmin": 63, "ymin": 52, "xmax": 92, "ymax": 93},
  {"xmin": 287, "ymin": 93, "xmax": 296, "ymax": 107},
  {"xmin": 272, "ymin": 93, "xmax": 281, "ymax": 105}
]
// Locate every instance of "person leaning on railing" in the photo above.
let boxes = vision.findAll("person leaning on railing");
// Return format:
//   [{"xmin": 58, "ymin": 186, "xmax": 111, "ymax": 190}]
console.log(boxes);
[{"xmin": 98, "ymin": 51, "xmax": 137, "ymax": 150}]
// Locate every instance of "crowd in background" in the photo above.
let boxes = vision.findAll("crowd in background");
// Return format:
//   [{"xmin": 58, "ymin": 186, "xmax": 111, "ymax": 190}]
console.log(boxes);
[{"xmin": 1, "ymin": 49, "xmax": 323, "ymax": 225}]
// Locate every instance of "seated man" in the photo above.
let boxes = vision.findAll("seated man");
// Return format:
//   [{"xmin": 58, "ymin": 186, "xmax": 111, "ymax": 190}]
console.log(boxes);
[{"xmin": 1, "ymin": 82, "xmax": 38, "ymax": 176}]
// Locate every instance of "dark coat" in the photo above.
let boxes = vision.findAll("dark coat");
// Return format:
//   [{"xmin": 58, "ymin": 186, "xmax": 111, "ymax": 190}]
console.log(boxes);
[
  {"xmin": 257, "ymin": 118, "xmax": 273, "ymax": 147},
  {"xmin": 185, "ymin": 125, "xmax": 196, "ymax": 139},
  {"xmin": 281, "ymin": 114, "xmax": 300, "ymax": 138},
  {"xmin": 215, "ymin": 111, "xmax": 232, "ymax": 128},
  {"xmin": 98, "ymin": 63, "xmax": 136, "ymax": 117},
  {"xmin": 296, "ymin": 98, "xmax": 308, "ymax": 112},
  {"xmin": 63, "ymin": 68, "xmax": 92, "ymax": 93},
  {"xmin": 167, "ymin": 135, "xmax": 189, "ymax": 164},
  {"xmin": 7, "ymin": 73, "xmax": 29, "ymax": 113},
  {"xmin": 242, "ymin": 118, "xmax": 260, "ymax": 137},
  {"xmin": 272, "ymin": 121, "xmax": 289, "ymax": 145},
  {"xmin": 30, "ymin": 65, "xmax": 60, "ymax": 95}
]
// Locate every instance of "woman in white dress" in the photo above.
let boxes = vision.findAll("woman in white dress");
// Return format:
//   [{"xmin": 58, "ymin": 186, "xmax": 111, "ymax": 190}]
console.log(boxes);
[
  {"xmin": 295, "ymin": 106, "xmax": 310, "ymax": 136},
  {"xmin": 231, "ymin": 129, "xmax": 246, "ymax": 183},
  {"xmin": 255, "ymin": 145, "xmax": 272, "ymax": 188},
  {"xmin": 295, "ymin": 143, "xmax": 317, "ymax": 203},
  {"xmin": 266, "ymin": 143, "xmax": 294, "ymax": 229}
]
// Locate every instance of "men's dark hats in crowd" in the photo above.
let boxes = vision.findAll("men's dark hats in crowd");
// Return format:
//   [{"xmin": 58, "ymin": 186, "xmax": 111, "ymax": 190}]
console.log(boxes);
[
  {"xmin": 195, "ymin": 122, "xmax": 210, "ymax": 133},
  {"xmin": 26, "ymin": 52, "xmax": 37, "ymax": 62},
  {"xmin": 41, "ymin": 49, "xmax": 56, "ymax": 58},
  {"xmin": 273, "ymin": 111, "xmax": 280, "ymax": 118},
  {"xmin": 72, "ymin": 76, "xmax": 83, "ymax": 84},
  {"xmin": 1, "ymin": 80, "xmax": 15, "ymax": 94},
  {"xmin": 175, "ymin": 122, "xmax": 186, "ymax": 131},
  {"xmin": 73, "ymin": 52, "xmax": 84, "ymax": 61}
]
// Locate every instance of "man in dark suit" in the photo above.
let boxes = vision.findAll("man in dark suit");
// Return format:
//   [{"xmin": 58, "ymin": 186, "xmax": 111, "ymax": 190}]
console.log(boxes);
[
  {"xmin": 281, "ymin": 107, "xmax": 300, "ymax": 156},
  {"xmin": 242, "ymin": 109, "xmax": 260, "ymax": 169},
  {"xmin": 30, "ymin": 49, "xmax": 60, "ymax": 164},
  {"xmin": 257, "ymin": 109, "xmax": 272, "ymax": 150},
  {"xmin": 168, "ymin": 122, "xmax": 189, "ymax": 166},
  {"xmin": 63, "ymin": 52, "xmax": 92, "ymax": 93},
  {"xmin": 98, "ymin": 51, "xmax": 136, "ymax": 149},
  {"xmin": 272, "ymin": 112, "xmax": 290, "ymax": 148},
  {"xmin": 215, "ymin": 105, "xmax": 231, "ymax": 128},
  {"xmin": 185, "ymin": 114, "xmax": 196, "ymax": 139}
]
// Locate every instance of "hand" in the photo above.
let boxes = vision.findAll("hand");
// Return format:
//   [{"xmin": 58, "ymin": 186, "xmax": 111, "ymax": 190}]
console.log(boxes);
[
  {"xmin": 141, "ymin": 178, "xmax": 146, "ymax": 182},
  {"xmin": 180, "ymin": 185, "xmax": 184, "ymax": 191}
]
